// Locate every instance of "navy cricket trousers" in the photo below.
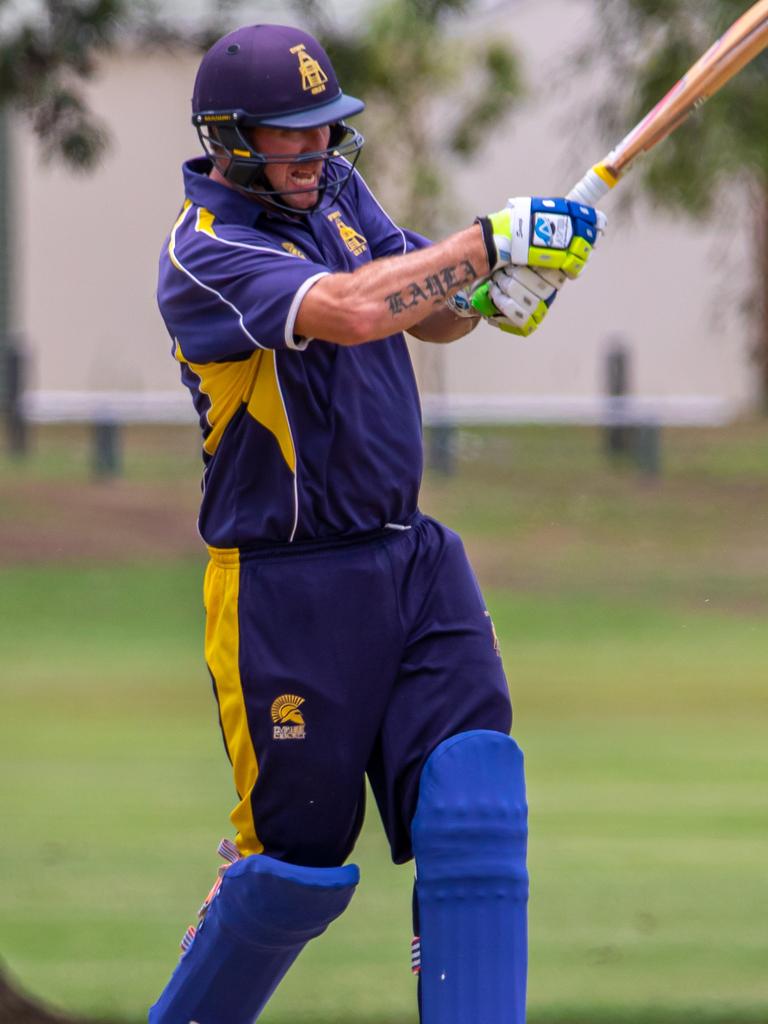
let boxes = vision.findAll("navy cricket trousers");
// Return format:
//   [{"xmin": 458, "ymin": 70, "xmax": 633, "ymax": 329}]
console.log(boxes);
[{"xmin": 204, "ymin": 513, "xmax": 512, "ymax": 867}]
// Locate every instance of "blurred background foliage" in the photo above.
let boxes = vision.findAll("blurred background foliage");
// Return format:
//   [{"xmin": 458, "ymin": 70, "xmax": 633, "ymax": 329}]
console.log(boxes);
[
  {"xmin": 590, "ymin": 0, "xmax": 768, "ymax": 403},
  {"xmin": 294, "ymin": 0, "xmax": 522, "ymax": 233},
  {"xmin": 4, "ymin": 1, "xmax": 765, "ymax": 388},
  {"xmin": 0, "ymin": 0, "xmax": 521, "ymax": 233}
]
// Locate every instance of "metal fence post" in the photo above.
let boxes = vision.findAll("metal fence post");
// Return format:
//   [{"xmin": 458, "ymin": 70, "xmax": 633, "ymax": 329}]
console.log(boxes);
[
  {"xmin": 604, "ymin": 340, "xmax": 631, "ymax": 460},
  {"xmin": 633, "ymin": 422, "xmax": 661, "ymax": 477},
  {"xmin": 603, "ymin": 339, "xmax": 662, "ymax": 477},
  {"xmin": 0, "ymin": 106, "xmax": 15, "ymax": 453},
  {"xmin": 4, "ymin": 340, "xmax": 27, "ymax": 457},
  {"xmin": 427, "ymin": 420, "xmax": 457, "ymax": 476},
  {"xmin": 92, "ymin": 420, "xmax": 122, "ymax": 478}
]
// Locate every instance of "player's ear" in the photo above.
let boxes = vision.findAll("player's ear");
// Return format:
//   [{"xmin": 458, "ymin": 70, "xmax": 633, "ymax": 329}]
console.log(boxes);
[
  {"xmin": 200, "ymin": 123, "xmax": 230, "ymax": 174},
  {"xmin": 213, "ymin": 125, "xmax": 240, "ymax": 158},
  {"xmin": 329, "ymin": 122, "xmax": 347, "ymax": 147}
]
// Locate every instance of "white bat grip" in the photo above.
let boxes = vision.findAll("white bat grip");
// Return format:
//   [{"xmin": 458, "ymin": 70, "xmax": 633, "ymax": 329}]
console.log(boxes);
[
  {"xmin": 536, "ymin": 169, "xmax": 613, "ymax": 290},
  {"xmin": 566, "ymin": 167, "xmax": 613, "ymax": 206}
]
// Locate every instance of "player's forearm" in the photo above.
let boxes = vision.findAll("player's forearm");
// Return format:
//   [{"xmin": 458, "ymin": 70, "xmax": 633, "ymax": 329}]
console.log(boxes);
[
  {"xmin": 294, "ymin": 225, "xmax": 489, "ymax": 346},
  {"xmin": 407, "ymin": 305, "xmax": 480, "ymax": 344}
]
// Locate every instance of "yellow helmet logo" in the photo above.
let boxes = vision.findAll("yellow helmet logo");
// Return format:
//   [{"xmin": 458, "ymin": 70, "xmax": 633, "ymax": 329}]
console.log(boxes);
[
  {"xmin": 290, "ymin": 43, "xmax": 328, "ymax": 95},
  {"xmin": 271, "ymin": 694, "xmax": 306, "ymax": 726}
]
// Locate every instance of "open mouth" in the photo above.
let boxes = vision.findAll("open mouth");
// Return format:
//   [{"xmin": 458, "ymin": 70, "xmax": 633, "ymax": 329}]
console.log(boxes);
[{"xmin": 289, "ymin": 166, "xmax": 321, "ymax": 189}]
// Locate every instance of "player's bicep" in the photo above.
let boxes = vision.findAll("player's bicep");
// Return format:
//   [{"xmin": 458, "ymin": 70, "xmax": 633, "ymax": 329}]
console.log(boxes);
[
  {"xmin": 159, "ymin": 238, "xmax": 331, "ymax": 360},
  {"xmin": 293, "ymin": 273, "xmax": 364, "ymax": 347}
]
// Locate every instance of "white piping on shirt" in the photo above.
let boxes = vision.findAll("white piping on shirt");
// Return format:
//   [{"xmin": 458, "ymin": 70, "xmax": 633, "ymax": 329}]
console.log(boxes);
[
  {"xmin": 175, "ymin": 348, "xmax": 212, "ymax": 543},
  {"xmin": 172, "ymin": 205, "xmax": 309, "ymax": 541},
  {"xmin": 272, "ymin": 353, "xmax": 301, "ymax": 542},
  {"xmin": 284, "ymin": 272, "xmax": 329, "ymax": 351},
  {"xmin": 193, "ymin": 219, "xmax": 310, "ymax": 260},
  {"xmin": 191, "ymin": 207, "xmax": 327, "ymax": 354},
  {"xmin": 344, "ymin": 162, "xmax": 409, "ymax": 255},
  {"xmin": 169, "ymin": 204, "xmax": 266, "ymax": 350}
]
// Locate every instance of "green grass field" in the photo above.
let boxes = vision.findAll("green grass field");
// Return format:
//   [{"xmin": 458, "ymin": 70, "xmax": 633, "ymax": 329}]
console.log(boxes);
[{"xmin": 1, "ymin": 424, "xmax": 767, "ymax": 1023}]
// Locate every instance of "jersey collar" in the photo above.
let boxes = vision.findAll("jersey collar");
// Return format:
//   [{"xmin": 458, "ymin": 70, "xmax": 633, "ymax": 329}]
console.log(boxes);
[{"xmin": 182, "ymin": 157, "xmax": 277, "ymax": 227}]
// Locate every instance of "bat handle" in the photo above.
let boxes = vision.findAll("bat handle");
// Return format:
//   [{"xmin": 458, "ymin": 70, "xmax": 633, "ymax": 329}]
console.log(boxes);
[
  {"xmin": 566, "ymin": 164, "xmax": 617, "ymax": 206},
  {"xmin": 535, "ymin": 165, "xmax": 616, "ymax": 289}
]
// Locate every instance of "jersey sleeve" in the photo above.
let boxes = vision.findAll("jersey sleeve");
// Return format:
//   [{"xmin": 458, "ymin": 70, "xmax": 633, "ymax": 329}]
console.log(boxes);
[
  {"xmin": 158, "ymin": 208, "xmax": 330, "ymax": 362},
  {"xmin": 349, "ymin": 170, "xmax": 434, "ymax": 260}
]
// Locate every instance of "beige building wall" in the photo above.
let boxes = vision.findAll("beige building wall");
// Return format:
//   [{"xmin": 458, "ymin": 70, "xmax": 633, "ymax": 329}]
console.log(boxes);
[
  {"xmin": 14, "ymin": 0, "xmax": 759, "ymax": 410},
  {"xmin": 16, "ymin": 46, "xmax": 200, "ymax": 395},
  {"xmin": 437, "ymin": 0, "xmax": 756, "ymax": 408}
]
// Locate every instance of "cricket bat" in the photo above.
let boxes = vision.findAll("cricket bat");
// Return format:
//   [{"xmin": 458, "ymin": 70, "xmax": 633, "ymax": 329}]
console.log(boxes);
[
  {"xmin": 566, "ymin": 0, "xmax": 768, "ymax": 206},
  {"xmin": 471, "ymin": 0, "xmax": 768, "ymax": 321}
]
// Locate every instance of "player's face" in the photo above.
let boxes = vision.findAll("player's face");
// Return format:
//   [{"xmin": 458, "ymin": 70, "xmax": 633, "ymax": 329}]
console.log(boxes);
[{"xmin": 250, "ymin": 124, "xmax": 332, "ymax": 210}]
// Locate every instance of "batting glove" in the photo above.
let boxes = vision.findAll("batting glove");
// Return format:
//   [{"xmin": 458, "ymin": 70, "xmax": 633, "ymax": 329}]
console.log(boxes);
[
  {"xmin": 477, "ymin": 196, "xmax": 607, "ymax": 277},
  {"xmin": 470, "ymin": 266, "xmax": 565, "ymax": 337}
]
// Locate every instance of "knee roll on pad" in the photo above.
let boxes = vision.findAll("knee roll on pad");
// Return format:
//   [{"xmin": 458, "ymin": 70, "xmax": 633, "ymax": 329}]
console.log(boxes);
[
  {"xmin": 412, "ymin": 730, "xmax": 528, "ymax": 1024},
  {"xmin": 149, "ymin": 855, "xmax": 359, "ymax": 1024}
]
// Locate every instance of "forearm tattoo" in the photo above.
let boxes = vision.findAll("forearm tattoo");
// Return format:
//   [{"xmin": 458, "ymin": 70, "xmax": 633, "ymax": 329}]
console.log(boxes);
[{"xmin": 385, "ymin": 259, "xmax": 477, "ymax": 316}]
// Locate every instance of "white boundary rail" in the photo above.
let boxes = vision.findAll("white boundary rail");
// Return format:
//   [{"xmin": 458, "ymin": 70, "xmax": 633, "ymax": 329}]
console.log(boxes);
[
  {"xmin": 420, "ymin": 393, "xmax": 738, "ymax": 427},
  {"xmin": 20, "ymin": 390, "xmax": 739, "ymax": 428},
  {"xmin": 21, "ymin": 390, "xmax": 197, "ymax": 424}
]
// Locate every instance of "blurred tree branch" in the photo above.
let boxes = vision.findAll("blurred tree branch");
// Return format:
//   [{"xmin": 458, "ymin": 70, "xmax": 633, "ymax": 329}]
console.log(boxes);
[
  {"xmin": 587, "ymin": 0, "xmax": 768, "ymax": 405},
  {"xmin": 295, "ymin": 0, "xmax": 523, "ymax": 235},
  {"xmin": 0, "ymin": 0, "xmax": 225, "ymax": 171},
  {"xmin": 0, "ymin": 0, "xmax": 524, "ymax": 226}
]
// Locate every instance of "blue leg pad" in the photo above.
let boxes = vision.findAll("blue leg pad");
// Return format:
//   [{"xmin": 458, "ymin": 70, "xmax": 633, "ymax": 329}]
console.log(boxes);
[
  {"xmin": 412, "ymin": 730, "xmax": 528, "ymax": 1024},
  {"xmin": 149, "ymin": 855, "xmax": 359, "ymax": 1024}
]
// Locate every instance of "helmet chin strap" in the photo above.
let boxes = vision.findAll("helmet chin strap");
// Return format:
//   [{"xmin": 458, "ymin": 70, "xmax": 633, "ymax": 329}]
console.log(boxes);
[
  {"xmin": 201, "ymin": 122, "xmax": 364, "ymax": 216},
  {"xmin": 225, "ymin": 160, "xmax": 341, "ymax": 216}
]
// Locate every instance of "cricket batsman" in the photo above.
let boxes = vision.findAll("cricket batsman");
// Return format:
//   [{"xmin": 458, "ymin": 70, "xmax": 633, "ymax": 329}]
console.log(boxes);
[{"xmin": 151, "ymin": 23, "xmax": 605, "ymax": 1024}]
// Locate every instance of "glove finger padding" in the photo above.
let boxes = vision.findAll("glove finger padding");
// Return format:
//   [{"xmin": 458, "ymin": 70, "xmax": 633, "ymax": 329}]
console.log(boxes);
[
  {"xmin": 471, "ymin": 266, "xmax": 560, "ymax": 337},
  {"xmin": 496, "ymin": 265, "xmax": 560, "ymax": 303}
]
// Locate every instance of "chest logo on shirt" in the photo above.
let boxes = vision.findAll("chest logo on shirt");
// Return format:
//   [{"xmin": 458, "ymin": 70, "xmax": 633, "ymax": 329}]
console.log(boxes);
[
  {"xmin": 290, "ymin": 43, "xmax": 328, "ymax": 95},
  {"xmin": 271, "ymin": 694, "xmax": 307, "ymax": 740},
  {"xmin": 327, "ymin": 210, "xmax": 368, "ymax": 257},
  {"xmin": 282, "ymin": 241, "xmax": 308, "ymax": 260}
]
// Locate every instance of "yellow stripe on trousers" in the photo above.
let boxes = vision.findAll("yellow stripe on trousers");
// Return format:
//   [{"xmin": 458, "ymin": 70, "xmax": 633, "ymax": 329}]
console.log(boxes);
[{"xmin": 204, "ymin": 549, "xmax": 264, "ymax": 856}]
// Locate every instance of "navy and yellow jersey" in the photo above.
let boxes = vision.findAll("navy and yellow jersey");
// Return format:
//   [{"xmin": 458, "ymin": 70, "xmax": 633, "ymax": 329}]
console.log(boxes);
[{"xmin": 157, "ymin": 157, "xmax": 431, "ymax": 546}]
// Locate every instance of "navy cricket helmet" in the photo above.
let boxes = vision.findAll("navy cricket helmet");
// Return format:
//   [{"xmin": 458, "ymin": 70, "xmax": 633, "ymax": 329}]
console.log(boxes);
[{"xmin": 192, "ymin": 24, "xmax": 365, "ymax": 212}]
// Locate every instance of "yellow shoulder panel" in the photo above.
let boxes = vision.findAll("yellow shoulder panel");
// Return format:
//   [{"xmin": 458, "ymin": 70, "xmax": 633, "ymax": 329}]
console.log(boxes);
[
  {"xmin": 195, "ymin": 207, "xmax": 217, "ymax": 238},
  {"xmin": 177, "ymin": 346, "xmax": 296, "ymax": 474}
]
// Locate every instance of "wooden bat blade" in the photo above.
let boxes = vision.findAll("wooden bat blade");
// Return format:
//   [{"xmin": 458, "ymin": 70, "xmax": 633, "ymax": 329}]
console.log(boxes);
[
  {"xmin": 611, "ymin": 0, "xmax": 768, "ymax": 174},
  {"xmin": 566, "ymin": 0, "xmax": 768, "ymax": 206}
]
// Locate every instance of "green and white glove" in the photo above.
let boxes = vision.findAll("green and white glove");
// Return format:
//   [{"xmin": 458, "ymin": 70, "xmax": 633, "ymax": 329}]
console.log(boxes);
[
  {"xmin": 448, "ymin": 265, "xmax": 566, "ymax": 337},
  {"xmin": 471, "ymin": 266, "xmax": 566, "ymax": 337},
  {"xmin": 477, "ymin": 196, "xmax": 607, "ymax": 277}
]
